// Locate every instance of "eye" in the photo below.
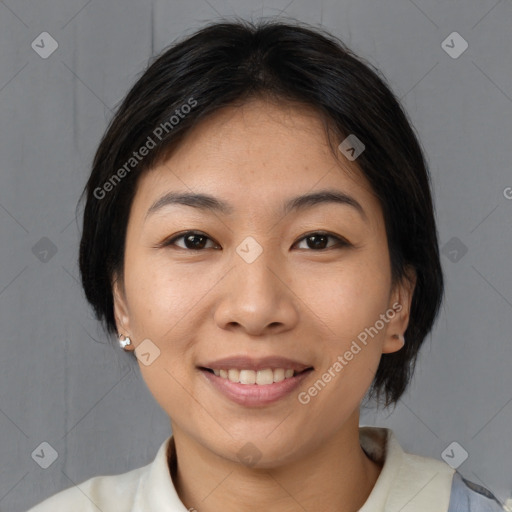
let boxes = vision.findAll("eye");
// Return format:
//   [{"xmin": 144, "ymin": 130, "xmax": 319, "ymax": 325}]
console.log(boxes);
[
  {"xmin": 162, "ymin": 231, "xmax": 220, "ymax": 250},
  {"xmin": 293, "ymin": 231, "xmax": 350, "ymax": 251},
  {"xmin": 160, "ymin": 230, "xmax": 350, "ymax": 251}
]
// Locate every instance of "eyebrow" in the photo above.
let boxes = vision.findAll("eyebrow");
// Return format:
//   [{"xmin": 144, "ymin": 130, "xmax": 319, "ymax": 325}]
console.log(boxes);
[{"xmin": 145, "ymin": 189, "xmax": 368, "ymax": 222}]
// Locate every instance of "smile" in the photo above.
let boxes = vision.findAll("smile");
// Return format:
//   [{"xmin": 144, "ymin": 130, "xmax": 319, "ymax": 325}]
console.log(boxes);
[
  {"xmin": 199, "ymin": 367, "xmax": 314, "ymax": 406},
  {"xmin": 208, "ymin": 367, "xmax": 304, "ymax": 385}
]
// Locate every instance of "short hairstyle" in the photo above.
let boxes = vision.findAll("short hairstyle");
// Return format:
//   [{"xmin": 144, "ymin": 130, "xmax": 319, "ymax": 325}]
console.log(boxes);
[{"xmin": 78, "ymin": 18, "xmax": 444, "ymax": 407}]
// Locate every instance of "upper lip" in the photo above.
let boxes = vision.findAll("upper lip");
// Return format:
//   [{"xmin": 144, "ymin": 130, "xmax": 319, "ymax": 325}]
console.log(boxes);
[{"xmin": 198, "ymin": 356, "xmax": 313, "ymax": 373}]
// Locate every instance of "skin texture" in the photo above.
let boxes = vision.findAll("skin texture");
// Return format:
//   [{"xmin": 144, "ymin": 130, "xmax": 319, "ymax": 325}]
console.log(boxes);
[{"xmin": 112, "ymin": 97, "xmax": 416, "ymax": 512}]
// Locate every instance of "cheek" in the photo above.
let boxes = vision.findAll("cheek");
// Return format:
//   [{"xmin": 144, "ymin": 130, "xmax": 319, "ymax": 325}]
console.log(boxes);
[
  {"xmin": 315, "ymin": 252, "xmax": 391, "ymax": 399},
  {"xmin": 125, "ymin": 259, "xmax": 201, "ymax": 413},
  {"xmin": 299, "ymin": 255, "xmax": 391, "ymax": 342},
  {"xmin": 123, "ymin": 255, "xmax": 195, "ymax": 339}
]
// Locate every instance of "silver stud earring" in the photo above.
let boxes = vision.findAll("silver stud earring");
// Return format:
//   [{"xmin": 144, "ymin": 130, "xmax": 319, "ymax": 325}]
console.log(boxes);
[
  {"xmin": 397, "ymin": 334, "xmax": 405, "ymax": 344},
  {"xmin": 118, "ymin": 334, "xmax": 132, "ymax": 349}
]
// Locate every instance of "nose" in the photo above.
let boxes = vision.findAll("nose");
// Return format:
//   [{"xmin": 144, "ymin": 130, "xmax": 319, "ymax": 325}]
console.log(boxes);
[{"xmin": 213, "ymin": 248, "xmax": 300, "ymax": 336}]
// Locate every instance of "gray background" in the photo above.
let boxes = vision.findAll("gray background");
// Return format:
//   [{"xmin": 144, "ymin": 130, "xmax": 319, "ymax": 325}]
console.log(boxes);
[{"xmin": 1, "ymin": 0, "xmax": 511, "ymax": 510}]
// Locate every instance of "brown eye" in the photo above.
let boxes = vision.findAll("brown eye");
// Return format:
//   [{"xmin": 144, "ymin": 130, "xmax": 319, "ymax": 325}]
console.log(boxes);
[
  {"xmin": 294, "ymin": 232, "xmax": 349, "ymax": 250},
  {"xmin": 161, "ymin": 230, "xmax": 349, "ymax": 251},
  {"xmin": 164, "ymin": 231, "xmax": 219, "ymax": 250}
]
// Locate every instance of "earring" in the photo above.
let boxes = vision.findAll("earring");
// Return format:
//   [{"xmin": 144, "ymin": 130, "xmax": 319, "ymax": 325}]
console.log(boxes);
[
  {"xmin": 118, "ymin": 334, "xmax": 133, "ymax": 350},
  {"xmin": 397, "ymin": 333, "xmax": 405, "ymax": 344}
]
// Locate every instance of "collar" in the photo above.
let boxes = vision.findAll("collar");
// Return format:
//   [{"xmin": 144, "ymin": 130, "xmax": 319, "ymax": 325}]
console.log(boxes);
[
  {"xmin": 359, "ymin": 426, "xmax": 454, "ymax": 511},
  {"xmin": 130, "ymin": 426, "xmax": 454, "ymax": 511}
]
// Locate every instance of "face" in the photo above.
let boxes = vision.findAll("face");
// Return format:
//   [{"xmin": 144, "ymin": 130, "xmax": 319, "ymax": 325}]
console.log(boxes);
[{"xmin": 113, "ymin": 98, "xmax": 415, "ymax": 467}]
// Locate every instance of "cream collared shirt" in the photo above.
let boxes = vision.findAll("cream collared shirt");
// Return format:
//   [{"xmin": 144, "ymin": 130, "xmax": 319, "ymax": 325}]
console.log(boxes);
[{"xmin": 27, "ymin": 427, "xmax": 457, "ymax": 511}]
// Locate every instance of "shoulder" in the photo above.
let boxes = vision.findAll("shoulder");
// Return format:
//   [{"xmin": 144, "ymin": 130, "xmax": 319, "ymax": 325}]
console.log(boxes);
[
  {"xmin": 25, "ymin": 464, "xmax": 148, "ymax": 512},
  {"xmin": 448, "ymin": 472, "xmax": 507, "ymax": 511}
]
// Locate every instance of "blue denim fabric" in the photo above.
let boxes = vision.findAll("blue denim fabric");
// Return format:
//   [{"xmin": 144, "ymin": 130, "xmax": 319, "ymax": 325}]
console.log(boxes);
[{"xmin": 448, "ymin": 472, "xmax": 505, "ymax": 511}]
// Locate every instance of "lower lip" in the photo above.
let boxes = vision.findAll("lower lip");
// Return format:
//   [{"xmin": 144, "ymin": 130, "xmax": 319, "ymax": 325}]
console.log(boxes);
[{"xmin": 200, "ymin": 368, "xmax": 313, "ymax": 407}]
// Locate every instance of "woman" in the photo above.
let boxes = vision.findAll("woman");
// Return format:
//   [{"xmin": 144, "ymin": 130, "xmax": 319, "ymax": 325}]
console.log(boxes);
[{"xmin": 28, "ymin": 18, "xmax": 506, "ymax": 512}]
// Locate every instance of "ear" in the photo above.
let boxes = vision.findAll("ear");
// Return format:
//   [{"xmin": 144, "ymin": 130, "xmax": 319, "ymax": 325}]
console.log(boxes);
[
  {"xmin": 112, "ymin": 272, "xmax": 132, "ymax": 338},
  {"xmin": 382, "ymin": 265, "xmax": 417, "ymax": 354}
]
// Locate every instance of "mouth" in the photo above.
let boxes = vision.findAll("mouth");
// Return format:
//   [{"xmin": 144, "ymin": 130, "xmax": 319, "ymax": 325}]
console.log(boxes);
[
  {"xmin": 199, "ymin": 366, "xmax": 314, "ymax": 385},
  {"xmin": 198, "ymin": 366, "xmax": 314, "ymax": 407}
]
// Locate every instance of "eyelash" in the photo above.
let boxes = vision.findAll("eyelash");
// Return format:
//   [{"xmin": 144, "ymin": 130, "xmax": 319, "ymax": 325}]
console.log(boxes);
[{"xmin": 160, "ymin": 230, "xmax": 351, "ymax": 251}]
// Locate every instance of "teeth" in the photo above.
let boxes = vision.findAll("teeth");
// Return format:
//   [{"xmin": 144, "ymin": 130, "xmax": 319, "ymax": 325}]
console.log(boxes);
[
  {"xmin": 256, "ymin": 369, "xmax": 274, "ymax": 385},
  {"xmin": 228, "ymin": 369, "xmax": 240, "ymax": 382},
  {"xmin": 240, "ymin": 369, "xmax": 256, "ymax": 384},
  {"xmin": 273, "ymin": 368, "xmax": 285, "ymax": 382},
  {"xmin": 211, "ymin": 368, "xmax": 299, "ymax": 385}
]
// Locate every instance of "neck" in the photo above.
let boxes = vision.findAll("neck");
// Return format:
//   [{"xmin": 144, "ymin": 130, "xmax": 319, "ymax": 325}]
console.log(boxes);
[{"xmin": 169, "ymin": 414, "xmax": 382, "ymax": 512}]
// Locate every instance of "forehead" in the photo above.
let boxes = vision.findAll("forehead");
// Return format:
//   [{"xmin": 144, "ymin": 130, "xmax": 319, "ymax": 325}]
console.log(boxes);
[{"xmin": 131, "ymin": 98, "xmax": 381, "ymax": 224}]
